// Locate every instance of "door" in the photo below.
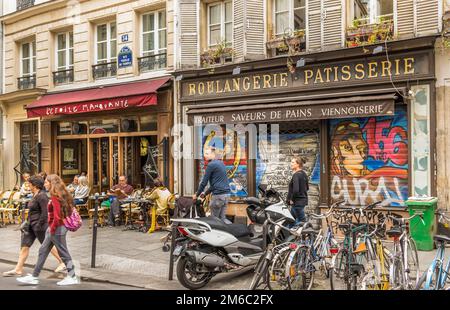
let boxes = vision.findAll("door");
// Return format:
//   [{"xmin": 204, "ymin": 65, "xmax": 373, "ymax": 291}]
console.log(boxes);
[
  {"xmin": 19, "ymin": 121, "xmax": 39, "ymax": 175},
  {"xmin": 90, "ymin": 138, "xmax": 111, "ymax": 194}
]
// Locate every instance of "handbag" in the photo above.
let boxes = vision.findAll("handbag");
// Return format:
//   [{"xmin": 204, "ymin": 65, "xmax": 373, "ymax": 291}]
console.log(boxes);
[
  {"xmin": 63, "ymin": 208, "xmax": 82, "ymax": 232},
  {"xmin": 19, "ymin": 220, "xmax": 31, "ymax": 235}
]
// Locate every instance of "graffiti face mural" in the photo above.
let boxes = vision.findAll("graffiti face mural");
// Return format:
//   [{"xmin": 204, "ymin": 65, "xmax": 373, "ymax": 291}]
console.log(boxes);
[{"xmin": 330, "ymin": 107, "xmax": 409, "ymax": 207}]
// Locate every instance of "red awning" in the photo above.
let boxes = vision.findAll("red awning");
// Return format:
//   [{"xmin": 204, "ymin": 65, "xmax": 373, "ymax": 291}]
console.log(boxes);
[{"xmin": 26, "ymin": 77, "xmax": 170, "ymax": 118}]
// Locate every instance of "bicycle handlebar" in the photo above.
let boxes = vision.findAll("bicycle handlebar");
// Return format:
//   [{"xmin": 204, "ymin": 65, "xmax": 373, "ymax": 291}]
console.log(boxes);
[
  {"xmin": 310, "ymin": 200, "xmax": 346, "ymax": 219},
  {"xmin": 436, "ymin": 209, "xmax": 450, "ymax": 223},
  {"xmin": 388, "ymin": 212, "xmax": 425, "ymax": 225}
]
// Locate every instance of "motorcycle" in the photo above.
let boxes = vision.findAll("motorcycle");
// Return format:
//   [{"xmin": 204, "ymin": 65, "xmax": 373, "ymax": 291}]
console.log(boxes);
[{"xmin": 171, "ymin": 185, "xmax": 295, "ymax": 290}]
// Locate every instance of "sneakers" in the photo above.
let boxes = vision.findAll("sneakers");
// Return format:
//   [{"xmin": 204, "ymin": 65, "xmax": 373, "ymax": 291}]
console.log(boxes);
[
  {"xmin": 54, "ymin": 263, "xmax": 67, "ymax": 273},
  {"xmin": 57, "ymin": 275, "xmax": 80, "ymax": 286},
  {"xmin": 17, "ymin": 274, "xmax": 39, "ymax": 285}
]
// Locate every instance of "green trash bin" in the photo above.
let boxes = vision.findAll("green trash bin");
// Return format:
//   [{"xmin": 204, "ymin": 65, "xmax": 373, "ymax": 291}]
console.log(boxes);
[{"xmin": 405, "ymin": 198, "xmax": 438, "ymax": 251}]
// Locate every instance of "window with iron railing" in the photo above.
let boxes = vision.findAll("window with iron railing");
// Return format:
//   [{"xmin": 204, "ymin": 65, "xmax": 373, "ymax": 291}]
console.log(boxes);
[
  {"xmin": 54, "ymin": 32, "xmax": 74, "ymax": 85},
  {"xmin": 140, "ymin": 10, "xmax": 167, "ymax": 72},
  {"xmin": 17, "ymin": 0, "xmax": 35, "ymax": 11},
  {"xmin": 19, "ymin": 41, "xmax": 36, "ymax": 90},
  {"xmin": 94, "ymin": 22, "xmax": 117, "ymax": 79}
]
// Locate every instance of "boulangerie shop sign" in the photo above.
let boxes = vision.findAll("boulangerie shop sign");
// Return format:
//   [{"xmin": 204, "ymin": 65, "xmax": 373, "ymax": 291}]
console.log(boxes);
[{"xmin": 181, "ymin": 51, "xmax": 431, "ymax": 100}]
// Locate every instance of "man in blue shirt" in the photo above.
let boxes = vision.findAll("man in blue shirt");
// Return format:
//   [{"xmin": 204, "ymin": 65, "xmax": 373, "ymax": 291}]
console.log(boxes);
[{"xmin": 193, "ymin": 147, "xmax": 231, "ymax": 222}]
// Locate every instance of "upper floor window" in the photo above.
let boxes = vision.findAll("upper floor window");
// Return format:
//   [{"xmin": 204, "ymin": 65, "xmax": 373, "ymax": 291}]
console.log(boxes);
[
  {"xmin": 351, "ymin": 0, "xmax": 393, "ymax": 25},
  {"xmin": 208, "ymin": 1, "xmax": 232, "ymax": 47},
  {"xmin": 21, "ymin": 41, "xmax": 36, "ymax": 77},
  {"xmin": 54, "ymin": 32, "xmax": 74, "ymax": 85},
  {"xmin": 274, "ymin": 0, "xmax": 306, "ymax": 36},
  {"xmin": 96, "ymin": 22, "xmax": 117, "ymax": 64},
  {"xmin": 139, "ymin": 10, "xmax": 167, "ymax": 72},
  {"xmin": 94, "ymin": 22, "xmax": 117, "ymax": 79},
  {"xmin": 56, "ymin": 32, "xmax": 74, "ymax": 71}
]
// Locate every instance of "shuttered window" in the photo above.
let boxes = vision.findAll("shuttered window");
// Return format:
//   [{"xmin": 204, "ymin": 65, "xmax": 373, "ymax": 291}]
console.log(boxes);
[
  {"xmin": 208, "ymin": 1, "xmax": 233, "ymax": 48},
  {"xmin": 274, "ymin": 0, "xmax": 306, "ymax": 36},
  {"xmin": 179, "ymin": 0, "xmax": 199, "ymax": 67},
  {"xmin": 307, "ymin": 0, "xmax": 343, "ymax": 51}
]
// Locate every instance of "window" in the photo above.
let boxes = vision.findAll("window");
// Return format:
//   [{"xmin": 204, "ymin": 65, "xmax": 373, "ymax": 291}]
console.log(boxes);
[
  {"xmin": 274, "ymin": 0, "xmax": 306, "ymax": 36},
  {"xmin": 352, "ymin": 0, "xmax": 394, "ymax": 25},
  {"xmin": 56, "ymin": 32, "xmax": 74, "ymax": 71},
  {"xmin": 21, "ymin": 41, "xmax": 36, "ymax": 77},
  {"xmin": 208, "ymin": 1, "xmax": 232, "ymax": 47},
  {"xmin": 96, "ymin": 22, "xmax": 117, "ymax": 64},
  {"xmin": 142, "ymin": 10, "xmax": 167, "ymax": 57}
]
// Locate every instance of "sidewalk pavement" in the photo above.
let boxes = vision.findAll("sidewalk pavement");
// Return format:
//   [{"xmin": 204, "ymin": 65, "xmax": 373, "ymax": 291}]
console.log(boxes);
[
  {"xmin": 0, "ymin": 220, "xmax": 440, "ymax": 290},
  {"xmin": 0, "ymin": 220, "xmax": 253, "ymax": 290}
]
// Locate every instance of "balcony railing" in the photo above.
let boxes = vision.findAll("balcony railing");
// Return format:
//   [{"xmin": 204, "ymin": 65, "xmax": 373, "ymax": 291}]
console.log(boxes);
[
  {"xmin": 18, "ymin": 75, "xmax": 36, "ymax": 90},
  {"xmin": 17, "ymin": 0, "xmax": 35, "ymax": 11},
  {"xmin": 92, "ymin": 61, "xmax": 117, "ymax": 80},
  {"xmin": 138, "ymin": 53, "xmax": 167, "ymax": 73},
  {"xmin": 53, "ymin": 68, "xmax": 74, "ymax": 85}
]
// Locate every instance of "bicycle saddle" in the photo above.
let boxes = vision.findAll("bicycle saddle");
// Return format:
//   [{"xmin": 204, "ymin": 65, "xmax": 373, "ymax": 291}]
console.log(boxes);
[
  {"xmin": 433, "ymin": 235, "xmax": 450, "ymax": 244},
  {"xmin": 386, "ymin": 227, "xmax": 402, "ymax": 238}
]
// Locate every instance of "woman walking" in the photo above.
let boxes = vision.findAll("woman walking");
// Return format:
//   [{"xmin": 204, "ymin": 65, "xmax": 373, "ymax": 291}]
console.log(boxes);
[
  {"xmin": 3, "ymin": 176, "xmax": 65, "ymax": 277},
  {"xmin": 287, "ymin": 156, "xmax": 309, "ymax": 224},
  {"xmin": 17, "ymin": 175, "xmax": 79, "ymax": 286}
]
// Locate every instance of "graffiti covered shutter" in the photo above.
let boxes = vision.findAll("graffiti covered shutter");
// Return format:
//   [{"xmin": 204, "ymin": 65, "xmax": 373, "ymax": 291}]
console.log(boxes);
[{"xmin": 329, "ymin": 106, "xmax": 409, "ymax": 207}]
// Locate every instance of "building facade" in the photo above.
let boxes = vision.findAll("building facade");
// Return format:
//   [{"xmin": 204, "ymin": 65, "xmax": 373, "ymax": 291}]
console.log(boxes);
[
  {"xmin": 0, "ymin": 0, "xmax": 176, "ymax": 192},
  {"xmin": 174, "ymin": 0, "xmax": 447, "ymax": 218}
]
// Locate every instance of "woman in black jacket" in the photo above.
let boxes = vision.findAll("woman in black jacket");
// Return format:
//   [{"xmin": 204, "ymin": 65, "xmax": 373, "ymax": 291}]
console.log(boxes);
[
  {"xmin": 287, "ymin": 157, "xmax": 309, "ymax": 224},
  {"xmin": 2, "ymin": 176, "xmax": 65, "ymax": 277}
]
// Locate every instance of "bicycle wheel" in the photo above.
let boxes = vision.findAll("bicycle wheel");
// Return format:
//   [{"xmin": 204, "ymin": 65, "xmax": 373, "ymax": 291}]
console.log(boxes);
[
  {"xmin": 405, "ymin": 238, "xmax": 420, "ymax": 289},
  {"xmin": 286, "ymin": 245, "xmax": 315, "ymax": 290},
  {"xmin": 330, "ymin": 249, "xmax": 350, "ymax": 290},
  {"xmin": 268, "ymin": 246, "xmax": 292, "ymax": 290},
  {"xmin": 417, "ymin": 262, "xmax": 441, "ymax": 290},
  {"xmin": 250, "ymin": 255, "xmax": 270, "ymax": 290},
  {"xmin": 389, "ymin": 257, "xmax": 406, "ymax": 290}
]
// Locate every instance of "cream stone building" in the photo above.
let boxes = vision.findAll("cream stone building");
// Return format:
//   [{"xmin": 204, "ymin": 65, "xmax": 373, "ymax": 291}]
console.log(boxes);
[{"xmin": 0, "ymin": 0, "xmax": 175, "ymax": 193}]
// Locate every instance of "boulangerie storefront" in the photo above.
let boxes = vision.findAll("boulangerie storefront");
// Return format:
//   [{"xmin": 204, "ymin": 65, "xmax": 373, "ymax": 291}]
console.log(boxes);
[{"xmin": 178, "ymin": 37, "xmax": 436, "ymax": 219}]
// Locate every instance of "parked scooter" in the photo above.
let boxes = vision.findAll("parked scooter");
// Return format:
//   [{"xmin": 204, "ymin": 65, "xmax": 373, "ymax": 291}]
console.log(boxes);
[{"xmin": 171, "ymin": 186, "xmax": 295, "ymax": 290}]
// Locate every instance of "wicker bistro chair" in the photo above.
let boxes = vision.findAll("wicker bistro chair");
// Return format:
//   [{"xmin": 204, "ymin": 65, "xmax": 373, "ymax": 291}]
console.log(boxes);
[
  {"xmin": 122, "ymin": 189, "xmax": 144, "ymax": 225},
  {"xmin": 0, "ymin": 191, "xmax": 21, "ymax": 225}
]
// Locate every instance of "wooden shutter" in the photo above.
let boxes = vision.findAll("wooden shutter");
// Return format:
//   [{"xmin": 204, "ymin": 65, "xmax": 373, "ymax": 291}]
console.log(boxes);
[
  {"xmin": 179, "ymin": 0, "xmax": 199, "ymax": 69},
  {"xmin": 233, "ymin": 0, "xmax": 245, "ymax": 62},
  {"xmin": 396, "ymin": 0, "xmax": 415, "ymax": 38},
  {"xmin": 323, "ymin": 0, "xmax": 343, "ymax": 50},
  {"xmin": 307, "ymin": 0, "xmax": 322, "ymax": 51},
  {"xmin": 415, "ymin": 0, "xmax": 440, "ymax": 36},
  {"xmin": 245, "ymin": 0, "xmax": 265, "ymax": 59}
]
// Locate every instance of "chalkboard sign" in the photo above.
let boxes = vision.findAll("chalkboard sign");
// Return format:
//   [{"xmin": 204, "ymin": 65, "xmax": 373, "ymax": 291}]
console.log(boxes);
[{"xmin": 118, "ymin": 46, "xmax": 132, "ymax": 68}]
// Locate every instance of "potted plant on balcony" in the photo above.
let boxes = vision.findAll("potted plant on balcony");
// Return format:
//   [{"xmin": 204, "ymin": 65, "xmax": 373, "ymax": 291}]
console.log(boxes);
[
  {"xmin": 266, "ymin": 28, "xmax": 305, "ymax": 55},
  {"xmin": 200, "ymin": 40, "xmax": 234, "ymax": 69}
]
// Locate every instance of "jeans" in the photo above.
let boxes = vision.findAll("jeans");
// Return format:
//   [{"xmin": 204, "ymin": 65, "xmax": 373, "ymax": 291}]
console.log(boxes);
[
  {"xmin": 209, "ymin": 194, "xmax": 230, "ymax": 223},
  {"xmin": 33, "ymin": 226, "xmax": 75, "ymax": 278},
  {"xmin": 291, "ymin": 205, "xmax": 306, "ymax": 225}
]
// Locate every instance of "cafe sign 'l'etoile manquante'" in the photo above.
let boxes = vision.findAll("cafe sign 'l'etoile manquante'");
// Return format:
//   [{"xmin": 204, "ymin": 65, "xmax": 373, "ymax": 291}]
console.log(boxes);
[{"xmin": 181, "ymin": 51, "xmax": 431, "ymax": 100}]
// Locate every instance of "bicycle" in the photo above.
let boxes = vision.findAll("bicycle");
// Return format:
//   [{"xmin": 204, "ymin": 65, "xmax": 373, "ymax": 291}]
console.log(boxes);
[
  {"xmin": 416, "ymin": 209, "xmax": 450, "ymax": 290},
  {"xmin": 387, "ymin": 212, "xmax": 423, "ymax": 290},
  {"xmin": 330, "ymin": 201, "xmax": 382, "ymax": 290}
]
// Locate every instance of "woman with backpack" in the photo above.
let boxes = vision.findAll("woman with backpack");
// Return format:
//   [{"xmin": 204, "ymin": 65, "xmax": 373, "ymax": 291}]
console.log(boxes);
[{"xmin": 17, "ymin": 174, "xmax": 80, "ymax": 286}]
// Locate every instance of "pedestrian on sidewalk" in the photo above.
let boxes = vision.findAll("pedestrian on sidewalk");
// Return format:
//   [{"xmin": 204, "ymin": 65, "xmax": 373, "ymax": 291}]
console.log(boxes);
[
  {"xmin": 3, "ymin": 176, "xmax": 66, "ymax": 277},
  {"xmin": 287, "ymin": 156, "xmax": 309, "ymax": 225},
  {"xmin": 17, "ymin": 174, "xmax": 80, "ymax": 286},
  {"xmin": 193, "ymin": 146, "xmax": 231, "ymax": 223}
]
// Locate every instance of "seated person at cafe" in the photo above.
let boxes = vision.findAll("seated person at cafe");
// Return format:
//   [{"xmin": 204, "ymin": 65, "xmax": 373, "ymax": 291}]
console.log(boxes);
[
  {"xmin": 67, "ymin": 175, "xmax": 80, "ymax": 195},
  {"xmin": 105, "ymin": 175, "xmax": 134, "ymax": 226},
  {"xmin": 18, "ymin": 173, "xmax": 32, "ymax": 197},
  {"xmin": 73, "ymin": 176, "xmax": 90, "ymax": 205},
  {"xmin": 144, "ymin": 178, "xmax": 172, "ymax": 216}
]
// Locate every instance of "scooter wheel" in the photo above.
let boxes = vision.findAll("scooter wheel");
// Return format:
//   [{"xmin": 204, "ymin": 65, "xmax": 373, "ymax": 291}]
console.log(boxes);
[{"xmin": 162, "ymin": 244, "xmax": 170, "ymax": 252}]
